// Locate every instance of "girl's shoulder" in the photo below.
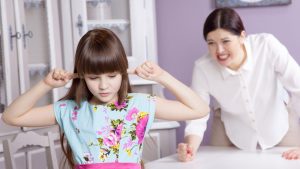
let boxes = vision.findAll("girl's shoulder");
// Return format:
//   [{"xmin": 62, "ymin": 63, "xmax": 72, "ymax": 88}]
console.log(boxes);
[
  {"xmin": 126, "ymin": 93, "xmax": 156, "ymax": 108},
  {"xmin": 55, "ymin": 99, "xmax": 88, "ymax": 110},
  {"xmin": 56, "ymin": 99, "xmax": 76, "ymax": 106},
  {"xmin": 127, "ymin": 93, "xmax": 155, "ymax": 101}
]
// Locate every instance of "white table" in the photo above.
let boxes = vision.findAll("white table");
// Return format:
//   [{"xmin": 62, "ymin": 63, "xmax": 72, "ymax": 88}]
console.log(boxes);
[{"xmin": 145, "ymin": 146, "xmax": 300, "ymax": 169}]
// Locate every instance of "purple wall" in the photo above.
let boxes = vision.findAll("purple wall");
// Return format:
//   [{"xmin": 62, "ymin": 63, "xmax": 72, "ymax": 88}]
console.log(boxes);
[{"xmin": 155, "ymin": 1, "xmax": 300, "ymax": 144}]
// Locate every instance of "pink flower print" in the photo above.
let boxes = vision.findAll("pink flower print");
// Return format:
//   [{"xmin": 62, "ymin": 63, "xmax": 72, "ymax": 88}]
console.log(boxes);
[
  {"xmin": 97, "ymin": 126, "xmax": 111, "ymax": 136},
  {"xmin": 74, "ymin": 106, "xmax": 79, "ymax": 110},
  {"xmin": 136, "ymin": 114, "xmax": 149, "ymax": 144},
  {"xmin": 115, "ymin": 123, "xmax": 123, "ymax": 140},
  {"xmin": 126, "ymin": 108, "xmax": 139, "ymax": 121},
  {"xmin": 83, "ymin": 152, "xmax": 94, "ymax": 164},
  {"xmin": 123, "ymin": 140, "xmax": 134, "ymax": 150},
  {"xmin": 59, "ymin": 103, "xmax": 66, "ymax": 107},
  {"xmin": 71, "ymin": 111, "xmax": 78, "ymax": 121},
  {"xmin": 114, "ymin": 101, "xmax": 126, "ymax": 110},
  {"xmin": 103, "ymin": 132, "xmax": 118, "ymax": 147}
]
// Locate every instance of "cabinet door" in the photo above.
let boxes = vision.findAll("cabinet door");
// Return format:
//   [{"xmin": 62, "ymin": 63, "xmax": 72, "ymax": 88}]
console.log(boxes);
[
  {"xmin": 0, "ymin": 0, "xmax": 64, "ymax": 133},
  {"xmin": 0, "ymin": 0, "xmax": 21, "ymax": 105},
  {"xmin": 64, "ymin": 0, "xmax": 158, "ymax": 84},
  {"xmin": 15, "ymin": 0, "xmax": 63, "ymax": 104},
  {"xmin": 1, "ymin": 0, "xmax": 64, "ymax": 105},
  {"xmin": 0, "ymin": 0, "xmax": 22, "ymax": 135}
]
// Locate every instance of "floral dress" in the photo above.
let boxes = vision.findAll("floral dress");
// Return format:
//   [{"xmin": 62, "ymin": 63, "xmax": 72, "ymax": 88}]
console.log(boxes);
[{"xmin": 54, "ymin": 93, "xmax": 155, "ymax": 168}]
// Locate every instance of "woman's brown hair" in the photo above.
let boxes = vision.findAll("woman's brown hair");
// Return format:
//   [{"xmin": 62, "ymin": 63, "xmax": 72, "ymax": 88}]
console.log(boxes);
[
  {"xmin": 203, "ymin": 7, "xmax": 245, "ymax": 40},
  {"xmin": 59, "ymin": 28, "xmax": 132, "ymax": 168}
]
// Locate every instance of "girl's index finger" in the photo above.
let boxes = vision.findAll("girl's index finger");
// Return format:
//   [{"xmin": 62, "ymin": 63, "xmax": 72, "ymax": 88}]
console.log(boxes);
[
  {"xmin": 69, "ymin": 73, "xmax": 79, "ymax": 79},
  {"xmin": 127, "ymin": 68, "xmax": 136, "ymax": 74}
]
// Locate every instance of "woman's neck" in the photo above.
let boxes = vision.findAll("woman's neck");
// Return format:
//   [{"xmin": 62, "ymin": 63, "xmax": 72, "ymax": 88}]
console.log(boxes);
[{"xmin": 228, "ymin": 45, "xmax": 247, "ymax": 71}]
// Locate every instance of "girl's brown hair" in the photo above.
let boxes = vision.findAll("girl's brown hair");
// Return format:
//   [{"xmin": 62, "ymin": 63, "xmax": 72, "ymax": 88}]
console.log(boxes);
[{"xmin": 59, "ymin": 28, "xmax": 132, "ymax": 168}]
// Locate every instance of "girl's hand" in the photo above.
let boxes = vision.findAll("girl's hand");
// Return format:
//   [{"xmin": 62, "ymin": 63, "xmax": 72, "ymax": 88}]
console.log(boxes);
[
  {"xmin": 43, "ymin": 69, "xmax": 77, "ymax": 88},
  {"xmin": 128, "ymin": 61, "xmax": 165, "ymax": 82},
  {"xmin": 282, "ymin": 148, "xmax": 300, "ymax": 160}
]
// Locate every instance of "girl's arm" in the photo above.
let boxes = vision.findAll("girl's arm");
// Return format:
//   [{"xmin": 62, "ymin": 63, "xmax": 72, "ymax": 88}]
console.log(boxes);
[
  {"xmin": 2, "ymin": 69, "xmax": 74, "ymax": 127},
  {"xmin": 129, "ymin": 61, "xmax": 210, "ymax": 121}
]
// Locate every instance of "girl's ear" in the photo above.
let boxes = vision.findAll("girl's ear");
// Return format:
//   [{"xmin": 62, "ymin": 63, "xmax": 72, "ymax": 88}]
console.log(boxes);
[{"xmin": 239, "ymin": 30, "xmax": 246, "ymax": 44}]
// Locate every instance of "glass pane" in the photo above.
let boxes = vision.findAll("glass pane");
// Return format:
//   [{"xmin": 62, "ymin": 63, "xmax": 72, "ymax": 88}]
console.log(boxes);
[
  {"xmin": 23, "ymin": 0, "xmax": 52, "ymax": 106},
  {"xmin": 86, "ymin": 0, "xmax": 132, "ymax": 56}
]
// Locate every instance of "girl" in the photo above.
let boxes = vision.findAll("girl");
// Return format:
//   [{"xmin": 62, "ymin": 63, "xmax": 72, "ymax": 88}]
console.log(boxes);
[
  {"xmin": 177, "ymin": 7, "xmax": 300, "ymax": 162},
  {"xmin": 2, "ymin": 28, "xmax": 209, "ymax": 169}
]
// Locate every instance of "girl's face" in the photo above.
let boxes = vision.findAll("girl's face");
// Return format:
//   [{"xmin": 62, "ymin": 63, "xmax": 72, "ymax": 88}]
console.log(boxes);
[
  {"xmin": 84, "ymin": 72, "xmax": 122, "ymax": 105},
  {"xmin": 206, "ymin": 28, "xmax": 246, "ymax": 70}
]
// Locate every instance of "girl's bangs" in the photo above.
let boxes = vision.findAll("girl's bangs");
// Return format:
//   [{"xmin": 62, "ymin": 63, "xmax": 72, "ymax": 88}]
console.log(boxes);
[{"xmin": 80, "ymin": 51, "xmax": 126, "ymax": 75}]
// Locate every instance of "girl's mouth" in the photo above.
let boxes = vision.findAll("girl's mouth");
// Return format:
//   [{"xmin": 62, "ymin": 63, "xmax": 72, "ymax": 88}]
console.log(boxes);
[{"xmin": 99, "ymin": 93, "xmax": 110, "ymax": 97}]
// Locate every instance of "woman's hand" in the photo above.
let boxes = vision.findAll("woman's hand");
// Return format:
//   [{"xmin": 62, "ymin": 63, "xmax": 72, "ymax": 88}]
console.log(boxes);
[
  {"xmin": 282, "ymin": 148, "xmax": 300, "ymax": 160},
  {"xmin": 43, "ymin": 69, "xmax": 77, "ymax": 88},
  {"xmin": 177, "ymin": 143, "xmax": 196, "ymax": 162},
  {"xmin": 128, "ymin": 61, "xmax": 165, "ymax": 82}
]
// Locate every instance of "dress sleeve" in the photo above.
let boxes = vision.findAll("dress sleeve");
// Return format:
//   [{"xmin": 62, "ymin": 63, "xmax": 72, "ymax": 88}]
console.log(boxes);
[
  {"xmin": 53, "ymin": 100, "xmax": 70, "ymax": 128},
  {"xmin": 267, "ymin": 34, "xmax": 300, "ymax": 116},
  {"xmin": 146, "ymin": 95, "xmax": 156, "ymax": 131},
  {"xmin": 140, "ymin": 94, "xmax": 156, "ymax": 133}
]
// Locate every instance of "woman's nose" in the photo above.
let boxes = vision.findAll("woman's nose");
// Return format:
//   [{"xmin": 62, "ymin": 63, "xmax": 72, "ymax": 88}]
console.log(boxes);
[{"xmin": 216, "ymin": 44, "xmax": 225, "ymax": 53}]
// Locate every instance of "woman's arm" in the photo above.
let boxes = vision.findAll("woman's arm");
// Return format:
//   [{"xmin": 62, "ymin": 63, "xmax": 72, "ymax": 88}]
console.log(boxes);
[
  {"xmin": 2, "ymin": 69, "xmax": 74, "ymax": 127},
  {"xmin": 267, "ymin": 34, "xmax": 300, "ymax": 114},
  {"xmin": 129, "ymin": 61, "xmax": 210, "ymax": 120}
]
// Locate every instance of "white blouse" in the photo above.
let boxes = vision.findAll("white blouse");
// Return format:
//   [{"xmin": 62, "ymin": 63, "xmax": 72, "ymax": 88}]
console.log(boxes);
[{"xmin": 185, "ymin": 33, "xmax": 300, "ymax": 150}]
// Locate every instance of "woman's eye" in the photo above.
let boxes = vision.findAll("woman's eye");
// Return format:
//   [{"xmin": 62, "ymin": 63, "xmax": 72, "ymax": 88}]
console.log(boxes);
[
  {"xmin": 223, "ymin": 40, "xmax": 230, "ymax": 44},
  {"xmin": 207, "ymin": 42, "xmax": 214, "ymax": 45}
]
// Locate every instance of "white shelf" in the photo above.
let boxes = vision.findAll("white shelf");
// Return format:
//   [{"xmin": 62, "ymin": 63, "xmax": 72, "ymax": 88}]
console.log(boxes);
[
  {"xmin": 129, "ymin": 75, "xmax": 157, "ymax": 86},
  {"xmin": 24, "ymin": 0, "xmax": 45, "ymax": 8},
  {"xmin": 87, "ymin": 19, "xmax": 129, "ymax": 31},
  {"xmin": 86, "ymin": 0, "xmax": 112, "ymax": 2},
  {"xmin": 151, "ymin": 120, "xmax": 180, "ymax": 130},
  {"xmin": 28, "ymin": 63, "xmax": 48, "ymax": 76}
]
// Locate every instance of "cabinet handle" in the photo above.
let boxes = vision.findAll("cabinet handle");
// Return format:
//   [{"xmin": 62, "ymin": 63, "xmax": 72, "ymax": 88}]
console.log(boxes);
[
  {"xmin": 22, "ymin": 24, "xmax": 33, "ymax": 49},
  {"xmin": 76, "ymin": 15, "xmax": 83, "ymax": 36},
  {"xmin": 9, "ymin": 26, "xmax": 22, "ymax": 51}
]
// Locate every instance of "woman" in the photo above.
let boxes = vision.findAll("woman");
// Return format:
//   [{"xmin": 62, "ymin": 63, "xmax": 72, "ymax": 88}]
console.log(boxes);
[{"xmin": 177, "ymin": 7, "xmax": 300, "ymax": 161}]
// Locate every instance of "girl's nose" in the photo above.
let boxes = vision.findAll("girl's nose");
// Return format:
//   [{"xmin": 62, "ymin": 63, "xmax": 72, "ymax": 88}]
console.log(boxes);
[{"xmin": 99, "ymin": 80, "xmax": 108, "ymax": 89}]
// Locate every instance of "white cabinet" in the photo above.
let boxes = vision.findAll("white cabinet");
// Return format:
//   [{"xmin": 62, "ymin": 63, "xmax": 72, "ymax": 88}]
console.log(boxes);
[
  {"xmin": 60, "ymin": 0, "xmax": 158, "ymax": 85},
  {"xmin": 143, "ymin": 120, "xmax": 180, "ymax": 162},
  {"xmin": 0, "ymin": 0, "xmax": 64, "ymax": 165},
  {"xmin": 0, "ymin": 0, "xmax": 63, "ymax": 107}
]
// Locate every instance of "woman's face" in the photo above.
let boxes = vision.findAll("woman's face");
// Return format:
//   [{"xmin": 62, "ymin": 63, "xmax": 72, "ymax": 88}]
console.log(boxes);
[
  {"xmin": 84, "ymin": 72, "xmax": 122, "ymax": 105},
  {"xmin": 206, "ymin": 28, "xmax": 246, "ymax": 70}
]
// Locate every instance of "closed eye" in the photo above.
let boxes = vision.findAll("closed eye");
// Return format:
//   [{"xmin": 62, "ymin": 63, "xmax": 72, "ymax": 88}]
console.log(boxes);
[
  {"xmin": 88, "ymin": 77, "xmax": 97, "ymax": 80},
  {"xmin": 108, "ymin": 74, "xmax": 117, "ymax": 78}
]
